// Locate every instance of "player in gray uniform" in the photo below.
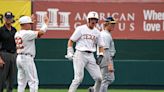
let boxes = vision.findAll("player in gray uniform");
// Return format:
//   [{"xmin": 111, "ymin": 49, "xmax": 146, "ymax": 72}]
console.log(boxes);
[
  {"xmin": 88, "ymin": 16, "xmax": 116, "ymax": 92},
  {"xmin": 65, "ymin": 11, "xmax": 105, "ymax": 92}
]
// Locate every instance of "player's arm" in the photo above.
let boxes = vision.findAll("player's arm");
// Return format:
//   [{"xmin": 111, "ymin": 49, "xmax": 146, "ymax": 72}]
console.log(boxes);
[
  {"xmin": 97, "ymin": 32, "xmax": 105, "ymax": 55},
  {"xmin": 110, "ymin": 41, "xmax": 116, "ymax": 59},
  {"xmin": 96, "ymin": 32, "xmax": 105, "ymax": 65},
  {"xmin": 65, "ymin": 27, "xmax": 81, "ymax": 60},
  {"xmin": 65, "ymin": 39, "xmax": 74, "ymax": 61},
  {"xmin": 22, "ymin": 15, "xmax": 49, "ymax": 41},
  {"xmin": 68, "ymin": 39, "xmax": 74, "ymax": 47},
  {"xmin": 37, "ymin": 31, "xmax": 45, "ymax": 38},
  {"xmin": 98, "ymin": 46, "xmax": 104, "ymax": 55},
  {"xmin": 96, "ymin": 46, "xmax": 104, "ymax": 65},
  {"xmin": 35, "ymin": 15, "xmax": 49, "ymax": 38}
]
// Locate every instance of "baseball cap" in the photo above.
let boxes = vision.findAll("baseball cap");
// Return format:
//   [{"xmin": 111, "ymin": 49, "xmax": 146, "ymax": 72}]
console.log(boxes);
[
  {"xmin": 4, "ymin": 11, "xmax": 14, "ymax": 19},
  {"xmin": 19, "ymin": 16, "xmax": 33, "ymax": 24},
  {"xmin": 105, "ymin": 17, "xmax": 117, "ymax": 24}
]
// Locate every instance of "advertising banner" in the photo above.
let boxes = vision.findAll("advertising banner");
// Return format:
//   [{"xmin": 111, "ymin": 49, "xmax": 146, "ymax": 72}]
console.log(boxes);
[
  {"xmin": 33, "ymin": 1, "xmax": 164, "ymax": 39},
  {"xmin": 0, "ymin": 0, "xmax": 31, "ymax": 30}
]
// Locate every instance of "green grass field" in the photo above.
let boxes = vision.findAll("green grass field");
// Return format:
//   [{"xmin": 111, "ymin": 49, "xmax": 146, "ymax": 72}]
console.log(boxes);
[{"xmin": 11, "ymin": 89, "xmax": 164, "ymax": 92}]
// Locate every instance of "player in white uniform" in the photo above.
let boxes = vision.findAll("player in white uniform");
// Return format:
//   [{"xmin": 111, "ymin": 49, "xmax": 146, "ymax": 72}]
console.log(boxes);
[
  {"xmin": 89, "ymin": 16, "xmax": 116, "ymax": 92},
  {"xmin": 15, "ymin": 15, "xmax": 49, "ymax": 92},
  {"xmin": 65, "ymin": 11, "xmax": 105, "ymax": 92}
]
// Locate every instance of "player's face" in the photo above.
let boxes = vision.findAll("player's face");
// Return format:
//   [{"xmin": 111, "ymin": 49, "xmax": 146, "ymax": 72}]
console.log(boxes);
[
  {"xmin": 88, "ymin": 18, "xmax": 98, "ymax": 29},
  {"xmin": 107, "ymin": 23, "xmax": 115, "ymax": 31},
  {"xmin": 25, "ymin": 23, "xmax": 32, "ymax": 30}
]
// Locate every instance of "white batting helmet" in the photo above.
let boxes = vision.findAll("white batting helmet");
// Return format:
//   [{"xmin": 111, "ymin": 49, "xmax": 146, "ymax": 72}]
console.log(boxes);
[{"xmin": 87, "ymin": 11, "xmax": 99, "ymax": 22}]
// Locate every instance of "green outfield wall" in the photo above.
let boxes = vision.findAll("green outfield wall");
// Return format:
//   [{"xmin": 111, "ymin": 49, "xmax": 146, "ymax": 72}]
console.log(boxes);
[{"xmin": 32, "ymin": 39, "xmax": 164, "ymax": 86}]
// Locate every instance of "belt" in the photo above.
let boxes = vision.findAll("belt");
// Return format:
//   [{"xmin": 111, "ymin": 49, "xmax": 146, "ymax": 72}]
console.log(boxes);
[
  {"xmin": 0, "ymin": 49, "xmax": 16, "ymax": 53},
  {"xmin": 83, "ymin": 51, "xmax": 92, "ymax": 53},
  {"xmin": 18, "ymin": 53, "xmax": 33, "ymax": 57}
]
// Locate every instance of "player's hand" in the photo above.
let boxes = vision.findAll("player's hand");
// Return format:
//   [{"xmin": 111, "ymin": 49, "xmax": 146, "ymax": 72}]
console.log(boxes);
[
  {"xmin": 108, "ymin": 63, "xmax": 114, "ymax": 72},
  {"xmin": 65, "ymin": 47, "xmax": 74, "ymax": 61},
  {"xmin": 0, "ymin": 57, "xmax": 5, "ymax": 68},
  {"xmin": 31, "ymin": 14, "xmax": 36, "ymax": 23},
  {"xmin": 65, "ymin": 53, "xmax": 73, "ymax": 61},
  {"xmin": 96, "ymin": 55, "xmax": 103, "ymax": 65},
  {"xmin": 44, "ymin": 15, "xmax": 49, "ymax": 25}
]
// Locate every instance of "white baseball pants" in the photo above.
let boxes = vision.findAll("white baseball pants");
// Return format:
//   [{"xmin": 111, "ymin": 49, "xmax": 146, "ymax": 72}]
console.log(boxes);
[
  {"xmin": 68, "ymin": 50, "xmax": 102, "ymax": 92},
  {"xmin": 16, "ymin": 54, "xmax": 39, "ymax": 92}
]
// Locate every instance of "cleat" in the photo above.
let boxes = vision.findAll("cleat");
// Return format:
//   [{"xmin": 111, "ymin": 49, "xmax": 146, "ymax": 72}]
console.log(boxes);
[{"xmin": 88, "ymin": 87, "xmax": 94, "ymax": 92}]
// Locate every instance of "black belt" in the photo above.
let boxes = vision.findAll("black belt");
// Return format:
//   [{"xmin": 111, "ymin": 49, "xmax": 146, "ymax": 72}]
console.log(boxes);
[
  {"xmin": 83, "ymin": 51, "xmax": 92, "ymax": 53},
  {"xmin": 0, "ymin": 49, "xmax": 16, "ymax": 53},
  {"xmin": 18, "ymin": 53, "xmax": 33, "ymax": 57}
]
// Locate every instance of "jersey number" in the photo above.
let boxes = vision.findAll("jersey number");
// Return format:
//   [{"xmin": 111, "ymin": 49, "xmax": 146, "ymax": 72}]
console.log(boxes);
[{"xmin": 15, "ymin": 37, "xmax": 24, "ymax": 49}]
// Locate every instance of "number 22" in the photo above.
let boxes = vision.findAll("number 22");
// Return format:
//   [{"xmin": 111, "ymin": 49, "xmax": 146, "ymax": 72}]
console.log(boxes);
[{"xmin": 15, "ymin": 37, "xmax": 24, "ymax": 49}]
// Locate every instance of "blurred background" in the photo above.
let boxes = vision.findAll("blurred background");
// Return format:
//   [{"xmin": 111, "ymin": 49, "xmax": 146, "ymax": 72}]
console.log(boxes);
[{"xmin": 0, "ymin": 0, "xmax": 164, "ymax": 90}]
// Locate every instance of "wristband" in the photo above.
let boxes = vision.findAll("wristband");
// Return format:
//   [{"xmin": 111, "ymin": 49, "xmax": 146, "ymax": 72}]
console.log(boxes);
[
  {"xmin": 40, "ymin": 23, "xmax": 48, "ymax": 32},
  {"xmin": 99, "ymin": 52, "xmax": 104, "ymax": 56}
]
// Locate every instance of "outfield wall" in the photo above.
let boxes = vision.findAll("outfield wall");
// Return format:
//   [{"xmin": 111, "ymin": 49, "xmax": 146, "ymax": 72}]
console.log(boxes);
[{"xmin": 33, "ymin": 39, "xmax": 164, "ymax": 87}]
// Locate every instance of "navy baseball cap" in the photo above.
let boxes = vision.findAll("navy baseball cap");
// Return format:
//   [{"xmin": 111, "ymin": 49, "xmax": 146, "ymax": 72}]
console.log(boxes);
[
  {"xmin": 4, "ymin": 11, "xmax": 14, "ymax": 19},
  {"xmin": 105, "ymin": 16, "xmax": 116, "ymax": 24}
]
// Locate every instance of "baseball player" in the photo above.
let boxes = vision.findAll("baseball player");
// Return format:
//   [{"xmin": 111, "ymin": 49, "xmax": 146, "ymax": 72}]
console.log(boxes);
[
  {"xmin": 89, "ymin": 16, "xmax": 116, "ymax": 92},
  {"xmin": 15, "ymin": 15, "xmax": 49, "ymax": 92},
  {"xmin": 65, "ymin": 11, "xmax": 105, "ymax": 92}
]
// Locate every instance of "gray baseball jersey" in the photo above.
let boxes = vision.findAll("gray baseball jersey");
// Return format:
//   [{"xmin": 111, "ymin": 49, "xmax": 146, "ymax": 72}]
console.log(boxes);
[{"xmin": 99, "ymin": 30, "xmax": 116, "ymax": 67}]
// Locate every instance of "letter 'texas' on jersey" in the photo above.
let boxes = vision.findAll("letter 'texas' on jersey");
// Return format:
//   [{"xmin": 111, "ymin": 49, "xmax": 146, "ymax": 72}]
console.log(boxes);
[
  {"xmin": 81, "ymin": 34, "xmax": 96, "ymax": 41},
  {"xmin": 70, "ymin": 24, "xmax": 104, "ymax": 52}
]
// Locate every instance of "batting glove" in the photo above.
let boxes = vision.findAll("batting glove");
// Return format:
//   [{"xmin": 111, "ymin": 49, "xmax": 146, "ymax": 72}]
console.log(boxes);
[
  {"xmin": 65, "ymin": 47, "xmax": 74, "ymax": 61},
  {"xmin": 96, "ymin": 52, "xmax": 104, "ymax": 65}
]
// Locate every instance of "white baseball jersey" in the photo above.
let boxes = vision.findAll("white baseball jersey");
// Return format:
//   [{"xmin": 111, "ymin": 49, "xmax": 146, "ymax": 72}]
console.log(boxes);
[
  {"xmin": 15, "ymin": 30, "xmax": 38, "ymax": 57},
  {"xmin": 70, "ymin": 24, "xmax": 104, "ymax": 52},
  {"xmin": 68, "ymin": 24, "xmax": 103, "ymax": 92}
]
